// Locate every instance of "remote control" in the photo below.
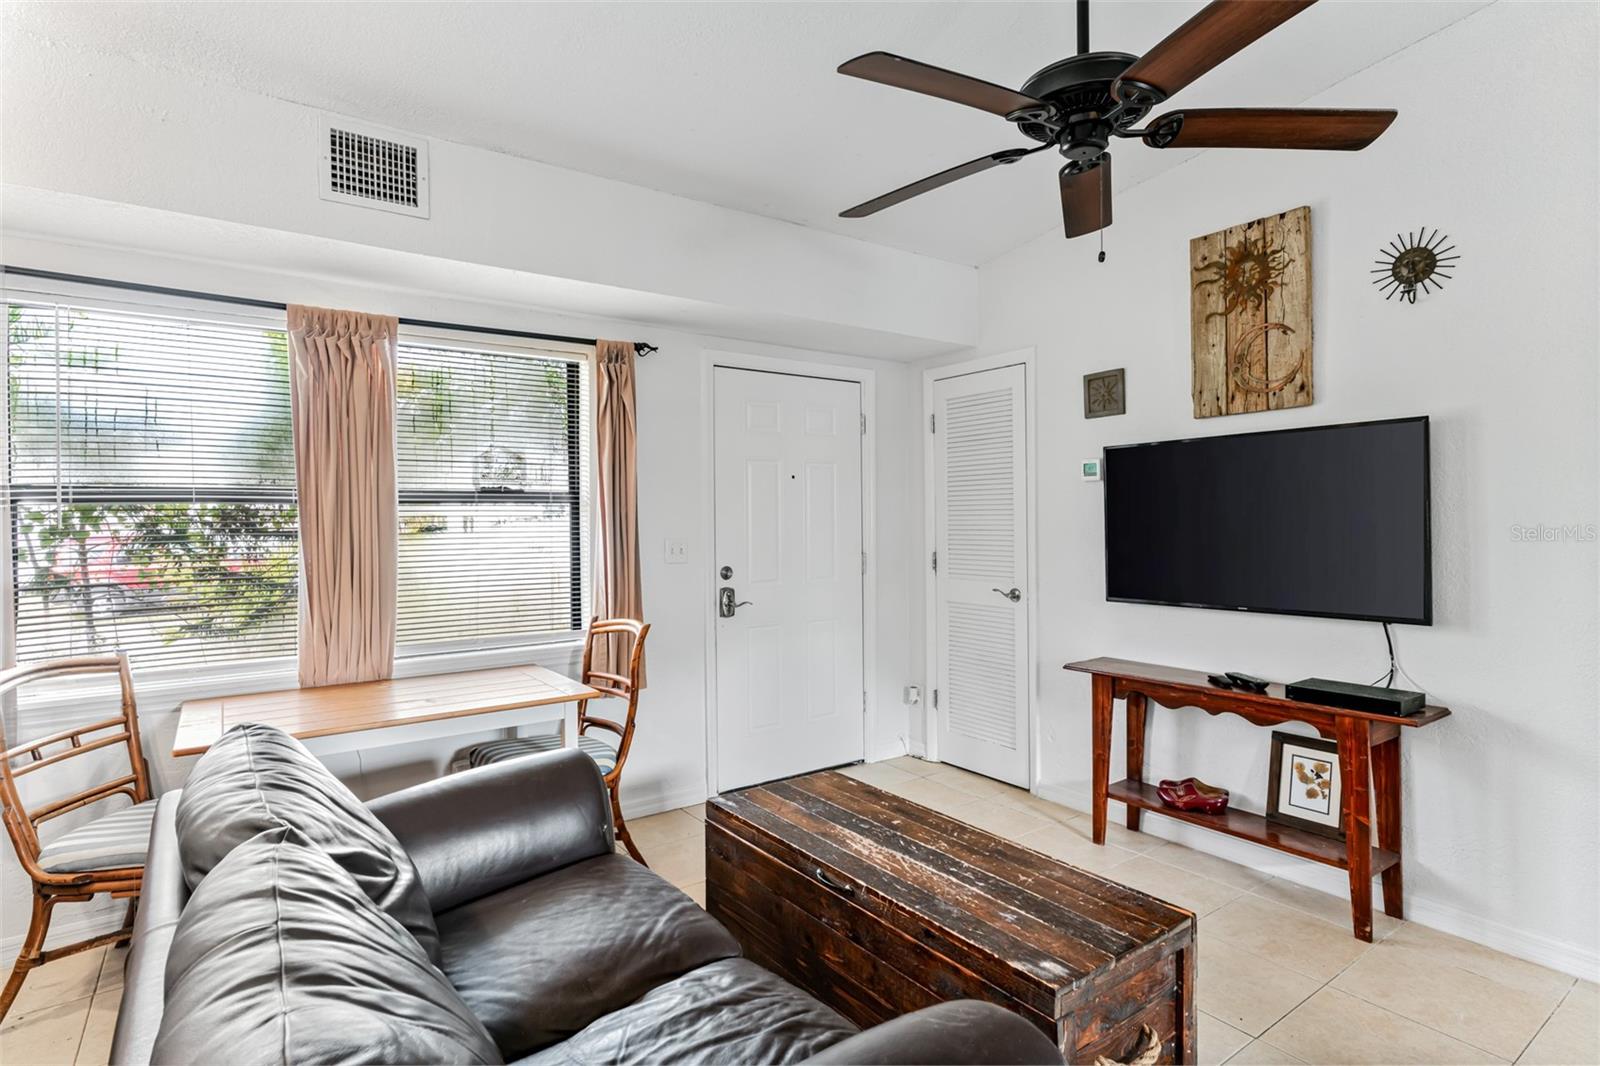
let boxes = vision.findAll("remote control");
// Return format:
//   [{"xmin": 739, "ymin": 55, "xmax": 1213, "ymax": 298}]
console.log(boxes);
[{"xmin": 1225, "ymin": 671, "xmax": 1270, "ymax": 692}]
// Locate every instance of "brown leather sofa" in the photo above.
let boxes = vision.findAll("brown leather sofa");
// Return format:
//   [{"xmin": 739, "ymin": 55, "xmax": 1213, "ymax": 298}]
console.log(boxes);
[{"xmin": 110, "ymin": 725, "xmax": 1062, "ymax": 1065}]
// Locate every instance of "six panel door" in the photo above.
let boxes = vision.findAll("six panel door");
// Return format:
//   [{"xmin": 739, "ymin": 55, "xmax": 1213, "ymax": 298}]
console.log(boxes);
[{"xmin": 713, "ymin": 367, "xmax": 865, "ymax": 791}]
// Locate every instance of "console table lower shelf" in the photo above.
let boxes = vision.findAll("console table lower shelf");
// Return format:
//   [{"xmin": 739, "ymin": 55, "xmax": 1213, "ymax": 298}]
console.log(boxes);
[
  {"xmin": 1067, "ymin": 657, "xmax": 1451, "ymax": 943},
  {"xmin": 1105, "ymin": 780, "xmax": 1400, "ymax": 875}
]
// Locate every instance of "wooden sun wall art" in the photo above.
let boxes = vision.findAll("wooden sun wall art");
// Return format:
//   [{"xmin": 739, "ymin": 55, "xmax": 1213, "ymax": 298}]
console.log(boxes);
[{"xmin": 1190, "ymin": 205, "xmax": 1313, "ymax": 418}]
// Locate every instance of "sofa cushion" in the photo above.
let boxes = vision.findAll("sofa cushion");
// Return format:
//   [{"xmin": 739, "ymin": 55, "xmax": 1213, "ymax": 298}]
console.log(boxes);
[
  {"xmin": 437, "ymin": 852, "xmax": 741, "ymax": 1059},
  {"xmin": 517, "ymin": 958, "xmax": 858, "ymax": 1066},
  {"xmin": 175, "ymin": 722, "xmax": 440, "ymax": 961},
  {"xmin": 152, "ymin": 827, "xmax": 502, "ymax": 1066}
]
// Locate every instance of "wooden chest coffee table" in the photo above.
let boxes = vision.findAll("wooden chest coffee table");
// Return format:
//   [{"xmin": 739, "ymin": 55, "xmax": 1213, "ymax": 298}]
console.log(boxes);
[{"xmin": 707, "ymin": 770, "xmax": 1196, "ymax": 1064}]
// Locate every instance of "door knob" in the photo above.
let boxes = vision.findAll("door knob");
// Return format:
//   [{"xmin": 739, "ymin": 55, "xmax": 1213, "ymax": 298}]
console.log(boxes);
[
  {"xmin": 718, "ymin": 586, "xmax": 754, "ymax": 618},
  {"xmin": 992, "ymin": 587, "xmax": 1022, "ymax": 603}
]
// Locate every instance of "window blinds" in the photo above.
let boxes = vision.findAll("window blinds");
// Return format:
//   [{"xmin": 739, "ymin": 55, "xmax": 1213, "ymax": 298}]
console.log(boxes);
[
  {"xmin": 394, "ymin": 341, "xmax": 587, "ymax": 655},
  {"xmin": 5, "ymin": 301, "xmax": 299, "ymax": 670},
  {"xmin": 5, "ymin": 300, "xmax": 590, "ymax": 676}
]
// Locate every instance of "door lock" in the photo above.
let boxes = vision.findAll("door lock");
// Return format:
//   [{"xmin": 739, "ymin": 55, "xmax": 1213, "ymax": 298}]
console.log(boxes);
[
  {"xmin": 718, "ymin": 586, "xmax": 754, "ymax": 618},
  {"xmin": 992, "ymin": 587, "xmax": 1022, "ymax": 603}
]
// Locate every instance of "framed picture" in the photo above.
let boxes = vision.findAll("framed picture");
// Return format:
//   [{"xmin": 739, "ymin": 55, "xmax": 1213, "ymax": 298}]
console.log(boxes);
[
  {"xmin": 1266, "ymin": 731, "xmax": 1344, "ymax": 839},
  {"xmin": 1083, "ymin": 368, "xmax": 1125, "ymax": 418}
]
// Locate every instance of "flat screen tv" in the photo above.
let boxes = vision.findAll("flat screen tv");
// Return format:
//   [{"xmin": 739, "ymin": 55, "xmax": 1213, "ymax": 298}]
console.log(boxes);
[{"xmin": 1103, "ymin": 417, "xmax": 1431, "ymax": 625}]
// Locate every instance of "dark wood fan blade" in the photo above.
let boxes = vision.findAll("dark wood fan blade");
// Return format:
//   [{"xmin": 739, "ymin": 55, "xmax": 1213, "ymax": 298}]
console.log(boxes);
[
  {"xmin": 1143, "ymin": 108, "xmax": 1397, "ymax": 150},
  {"xmin": 1060, "ymin": 155, "xmax": 1112, "ymax": 239},
  {"xmin": 841, "ymin": 146, "xmax": 1048, "ymax": 218},
  {"xmin": 838, "ymin": 52, "xmax": 1043, "ymax": 118},
  {"xmin": 1114, "ymin": 0, "xmax": 1318, "ymax": 102}
]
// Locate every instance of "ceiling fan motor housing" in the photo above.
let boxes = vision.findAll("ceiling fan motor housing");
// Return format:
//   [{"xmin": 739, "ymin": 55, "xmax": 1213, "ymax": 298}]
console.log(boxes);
[{"xmin": 1015, "ymin": 51, "xmax": 1145, "ymax": 162}]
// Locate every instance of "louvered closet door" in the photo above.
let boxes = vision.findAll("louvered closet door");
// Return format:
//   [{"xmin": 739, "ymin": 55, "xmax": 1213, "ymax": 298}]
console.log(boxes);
[{"xmin": 932, "ymin": 365, "xmax": 1029, "ymax": 787}]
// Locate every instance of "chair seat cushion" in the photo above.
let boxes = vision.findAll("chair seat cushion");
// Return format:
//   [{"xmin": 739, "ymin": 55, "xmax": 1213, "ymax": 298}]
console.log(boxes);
[
  {"xmin": 467, "ymin": 734, "xmax": 618, "ymax": 775},
  {"xmin": 152, "ymin": 827, "xmax": 503, "ymax": 1065},
  {"xmin": 517, "ymin": 958, "xmax": 858, "ymax": 1066},
  {"xmin": 174, "ymin": 722, "xmax": 441, "ymax": 962},
  {"xmin": 38, "ymin": 799, "xmax": 157, "ymax": 873},
  {"xmin": 437, "ymin": 852, "xmax": 741, "ymax": 1059}
]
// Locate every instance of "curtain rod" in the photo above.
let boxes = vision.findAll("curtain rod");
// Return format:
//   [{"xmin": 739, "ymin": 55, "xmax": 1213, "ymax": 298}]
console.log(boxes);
[{"xmin": 0, "ymin": 266, "xmax": 660, "ymax": 357}]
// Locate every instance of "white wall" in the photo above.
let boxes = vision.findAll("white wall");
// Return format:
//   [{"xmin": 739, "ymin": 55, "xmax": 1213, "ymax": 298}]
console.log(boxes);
[
  {"xmin": 918, "ymin": 1, "xmax": 1598, "ymax": 978},
  {"xmin": 0, "ymin": 236, "xmax": 922, "ymax": 952},
  {"xmin": 0, "ymin": 28, "xmax": 977, "ymax": 357},
  {"xmin": 2, "ymin": 9, "xmax": 944, "ymax": 954}
]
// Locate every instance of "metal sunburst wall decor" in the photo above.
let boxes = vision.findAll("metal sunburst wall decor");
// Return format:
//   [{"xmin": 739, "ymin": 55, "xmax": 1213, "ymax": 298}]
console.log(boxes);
[{"xmin": 1373, "ymin": 229, "xmax": 1459, "ymax": 304}]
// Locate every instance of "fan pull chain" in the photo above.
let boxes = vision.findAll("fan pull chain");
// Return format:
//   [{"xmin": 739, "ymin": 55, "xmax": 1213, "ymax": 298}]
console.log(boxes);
[{"xmin": 1097, "ymin": 160, "xmax": 1107, "ymax": 262}]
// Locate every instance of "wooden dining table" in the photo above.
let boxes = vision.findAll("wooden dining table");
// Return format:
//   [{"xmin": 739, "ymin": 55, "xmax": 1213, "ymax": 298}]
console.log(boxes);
[{"xmin": 172, "ymin": 664, "xmax": 600, "ymax": 758}]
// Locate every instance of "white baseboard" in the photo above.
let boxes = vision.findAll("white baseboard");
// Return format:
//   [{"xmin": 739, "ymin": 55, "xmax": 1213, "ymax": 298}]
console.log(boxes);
[
  {"xmin": 619, "ymin": 782, "xmax": 707, "ymax": 821},
  {"xmin": 1032, "ymin": 783, "xmax": 1599, "ymax": 983}
]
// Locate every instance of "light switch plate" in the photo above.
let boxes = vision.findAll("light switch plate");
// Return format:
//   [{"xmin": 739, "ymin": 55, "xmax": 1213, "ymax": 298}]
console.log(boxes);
[{"xmin": 663, "ymin": 539, "xmax": 688, "ymax": 564}]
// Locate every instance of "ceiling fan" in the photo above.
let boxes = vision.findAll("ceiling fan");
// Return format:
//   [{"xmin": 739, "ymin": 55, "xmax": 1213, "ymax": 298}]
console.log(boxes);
[{"xmin": 836, "ymin": 0, "xmax": 1396, "ymax": 239}]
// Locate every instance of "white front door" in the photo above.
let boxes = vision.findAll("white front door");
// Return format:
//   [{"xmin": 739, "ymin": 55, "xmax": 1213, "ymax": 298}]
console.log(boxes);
[
  {"xmin": 931, "ymin": 364, "xmax": 1030, "ymax": 787},
  {"xmin": 713, "ymin": 367, "xmax": 865, "ymax": 791}
]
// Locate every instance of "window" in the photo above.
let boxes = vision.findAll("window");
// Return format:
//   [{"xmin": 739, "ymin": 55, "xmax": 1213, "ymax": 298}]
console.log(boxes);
[
  {"xmin": 394, "ymin": 339, "xmax": 587, "ymax": 656},
  {"xmin": 3, "ymin": 295, "xmax": 589, "ymax": 679},
  {"xmin": 5, "ymin": 301, "xmax": 298, "ymax": 672}
]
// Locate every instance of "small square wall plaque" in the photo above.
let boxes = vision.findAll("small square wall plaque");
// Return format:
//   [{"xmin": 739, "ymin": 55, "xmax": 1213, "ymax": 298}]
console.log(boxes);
[{"xmin": 1084, "ymin": 367, "xmax": 1125, "ymax": 418}]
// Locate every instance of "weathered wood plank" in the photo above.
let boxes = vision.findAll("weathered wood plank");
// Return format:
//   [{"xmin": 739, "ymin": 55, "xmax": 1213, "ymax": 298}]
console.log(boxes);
[
  {"xmin": 707, "ymin": 827, "xmax": 1061, "ymax": 1045},
  {"xmin": 707, "ymin": 824, "xmax": 1050, "ymax": 1024},
  {"xmin": 1268, "ymin": 206, "xmax": 1313, "ymax": 410},
  {"xmin": 753, "ymin": 782, "xmax": 1130, "ymax": 979},
  {"xmin": 708, "ymin": 771, "xmax": 1199, "ymax": 1063},
  {"xmin": 712, "ymin": 791, "xmax": 1072, "ymax": 1010},
  {"xmin": 794, "ymin": 773, "xmax": 1183, "ymax": 944},
  {"xmin": 1190, "ymin": 231, "xmax": 1227, "ymax": 418},
  {"xmin": 1228, "ymin": 216, "xmax": 1269, "ymax": 414}
]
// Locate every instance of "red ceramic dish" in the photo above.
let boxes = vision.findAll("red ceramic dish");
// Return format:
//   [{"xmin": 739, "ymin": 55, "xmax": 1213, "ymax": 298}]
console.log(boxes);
[{"xmin": 1156, "ymin": 777, "xmax": 1230, "ymax": 814}]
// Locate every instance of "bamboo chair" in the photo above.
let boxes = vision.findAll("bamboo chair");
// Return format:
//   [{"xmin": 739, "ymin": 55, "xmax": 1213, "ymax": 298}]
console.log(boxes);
[
  {"xmin": 465, "ymin": 618, "xmax": 651, "ymax": 864},
  {"xmin": 0, "ymin": 654, "xmax": 152, "ymax": 1022}
]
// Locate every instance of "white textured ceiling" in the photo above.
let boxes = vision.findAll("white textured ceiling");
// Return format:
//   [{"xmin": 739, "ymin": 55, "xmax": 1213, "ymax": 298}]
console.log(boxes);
[{"xmin": 6, "ymin": 0, "xmax": 1489, "ymax": 266}]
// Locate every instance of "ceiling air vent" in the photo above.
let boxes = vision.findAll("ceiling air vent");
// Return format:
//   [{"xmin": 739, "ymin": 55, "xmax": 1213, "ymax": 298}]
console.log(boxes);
[{"xmin": 318, "ymin": 117, "xmax": 429, "ymax": 218}]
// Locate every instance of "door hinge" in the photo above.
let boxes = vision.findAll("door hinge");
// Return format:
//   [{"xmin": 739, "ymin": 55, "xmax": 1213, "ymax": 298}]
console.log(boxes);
[
  {"xmin": 862, "ymin": 690, "xmax": 868, "ymax": 713},
  {"xmin": 929, "ymin": 413, "xmax": 936, "ymax": 434},
  {"xmin": 860, "ymin": 413, "xmax": 867, "ymax": 435},
  {"xmin": 931, "ymin": 550, "xmax": 937, "ymax": 572},
  {"xmin": 861, "ymin": 551, "xmax": 867, "ymax": 574},
  {"xmin": 933, "ymin": 688, "xmax": 939, "ymax": 709}
]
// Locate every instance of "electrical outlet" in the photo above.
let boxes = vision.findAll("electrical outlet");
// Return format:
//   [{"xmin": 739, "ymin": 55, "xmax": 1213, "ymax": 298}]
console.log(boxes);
[{"xmin": 663, "ymin": 539, "xmax": 688, "ymax": 565}]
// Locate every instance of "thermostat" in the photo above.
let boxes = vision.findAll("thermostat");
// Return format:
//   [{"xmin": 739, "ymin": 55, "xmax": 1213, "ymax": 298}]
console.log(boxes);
[{"xmin": 1080, "ymin": 458, "xmax": 1103, "ymax": 481}]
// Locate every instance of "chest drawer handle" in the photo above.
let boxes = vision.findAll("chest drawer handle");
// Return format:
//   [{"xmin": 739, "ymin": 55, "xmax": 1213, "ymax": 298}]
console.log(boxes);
[{"xmin": 815, "ymin": 868, "xmax": 855, "ymax": 896}]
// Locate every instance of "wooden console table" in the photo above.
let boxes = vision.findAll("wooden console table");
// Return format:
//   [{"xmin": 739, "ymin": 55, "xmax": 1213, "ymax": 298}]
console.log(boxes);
[{"xmin": 1065, "ymin": 657, "xmax": 1450, "ymax": 942}]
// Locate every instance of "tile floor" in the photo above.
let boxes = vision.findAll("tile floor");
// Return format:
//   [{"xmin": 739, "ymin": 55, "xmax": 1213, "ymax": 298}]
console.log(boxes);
[{"xmin": 3, "ymin": 759, "xmax": 1594, "ymax": 1066}]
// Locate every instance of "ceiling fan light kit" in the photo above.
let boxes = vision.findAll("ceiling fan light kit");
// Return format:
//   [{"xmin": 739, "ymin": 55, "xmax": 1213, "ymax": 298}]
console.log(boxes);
[{"xmin": 835, "ymin": 0, "xmax": 1398, "ymax": 243}]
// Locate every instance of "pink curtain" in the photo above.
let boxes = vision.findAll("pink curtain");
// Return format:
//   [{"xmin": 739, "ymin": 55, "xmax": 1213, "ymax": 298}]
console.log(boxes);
[
  {"xmin": 287, "ymin": 305, "xmax": 398, "ymax": 688},
  {"xmin": 594, "ymin": 340, "xmax": 645, "ymax": 684}
]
